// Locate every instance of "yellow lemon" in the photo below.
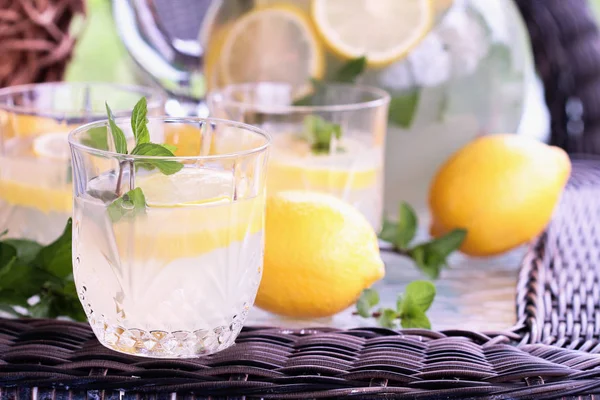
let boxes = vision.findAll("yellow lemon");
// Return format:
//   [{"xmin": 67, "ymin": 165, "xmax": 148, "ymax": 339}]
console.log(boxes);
[
  {"xmin": 429, "ymin": 134, "xmax": 571, "ymax": 257},
  {"xmin": 256, "ymin": 190, "xmax": 384, "ymax": 318}
]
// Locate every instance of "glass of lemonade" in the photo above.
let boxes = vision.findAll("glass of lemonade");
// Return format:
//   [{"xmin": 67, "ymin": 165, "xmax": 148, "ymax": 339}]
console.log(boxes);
[
  {"xmin": 69, "ymin": 116, "xmax": 270, "ymax": 358},
  {"xmin": 0, "ymin": 83, "xmax": 165, "ymax": 244},
  {"xmin": 208, "ymin": 82, "xmax": 390, "ymax": 229}
]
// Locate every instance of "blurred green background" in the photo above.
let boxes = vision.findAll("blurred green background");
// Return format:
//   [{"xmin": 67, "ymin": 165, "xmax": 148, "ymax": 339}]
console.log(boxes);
[{"xmin": 593, "ymin": 0, "xmax": 600, "ymax": 19}]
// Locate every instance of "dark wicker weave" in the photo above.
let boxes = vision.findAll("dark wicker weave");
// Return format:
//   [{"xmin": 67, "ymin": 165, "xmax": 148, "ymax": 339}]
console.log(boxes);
[
  {"xmin": 517, "ymin": 158, "xmax": 600, "ymax": 350},
  {"xmin": 0, "ymin": 318, "xmax": 599, "ymax": 400},
  {"xmin": 0, "ymin": 159, "xmax": 600, "ymax": 399}
]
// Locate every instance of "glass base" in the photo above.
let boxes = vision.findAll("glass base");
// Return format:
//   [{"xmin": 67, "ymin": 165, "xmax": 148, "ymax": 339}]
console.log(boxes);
[{"xmin": 89, "ymin": 315, "xmax": 246, "ymax": 358}]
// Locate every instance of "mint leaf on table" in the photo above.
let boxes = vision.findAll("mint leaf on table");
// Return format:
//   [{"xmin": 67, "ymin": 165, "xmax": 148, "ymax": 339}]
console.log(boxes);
[
  {"xmin": 131, "ymin": 97, "xmax": 150, "ymax": 145},
  {"xmin": 34, "ymin": 220, "xmax": 73, "ymax": 279},
  {"xmin": 4, "ymin": 239, "xmax": 43, "ymax": 264},
  {"xmin": 0, "ymin": 218, "xmax": 86, "ymax": 321},
  {"xmin": 131, "ymin": 143, "xmax": 183, "ymax": 175},
  {"xmin": 107, "ymin": 187, "xmax": 147, "ymax": 223},
  {"xmin": 380, "ymin": 202, "xmax": 417, "ymax": 250},
  {"xmin": 377, "ymin": 308, "xmax": 398, "ymax": 329},
  {"xmin": 334, "ymin": 56, "xmax": 367, "ymax": 83},
  {"xmin": 408, "ymin": 229, "xmax": 467, "ymax": 279},
  {"xmin": 388, "ymin": 91, "xmax": 420, "ymax": 129},
  {"xmin": 397, "ymin": 281, "xmax": 435, "ymax": 329},
  {"xmin": 403, "ymin": 280, "xmax": 436, "ymax": 312},
  {"xmin": 379, "ymin": 203, "xmax": 466, "ymax": 280},
  {"xmin": 105, "ymin": 102, "xmax": 128, "ymax": 154},
  {"xmin": 356, "ymin": 288, "xmax": 380, "ymax": 318},
  {"xmin": 356, "ymin": 281, "xmax": 435, "ymax": 330}
]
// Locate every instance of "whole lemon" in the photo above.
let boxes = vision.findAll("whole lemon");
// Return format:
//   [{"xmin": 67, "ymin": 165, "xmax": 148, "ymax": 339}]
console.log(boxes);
[
  {"xmin": 429, "ymin": 134, "xmax": 571, "ymax": 257},
  {"xmin": 256, "ymin": 191, "xmax": 384, "ymax": 318}
]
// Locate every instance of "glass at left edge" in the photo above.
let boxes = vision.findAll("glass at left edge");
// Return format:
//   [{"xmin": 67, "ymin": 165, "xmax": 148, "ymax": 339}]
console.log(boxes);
[
  {"xmin": 69, "ymin": 117, "xmax": 270, "ymax": 358},
  {"xmin": 0, "ymin": 82, "xmax": 166, "ymax": 244}
]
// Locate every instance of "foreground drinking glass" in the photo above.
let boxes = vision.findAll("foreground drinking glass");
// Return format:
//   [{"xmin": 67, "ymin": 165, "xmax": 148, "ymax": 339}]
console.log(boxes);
[
  {"xmin": 208, "ymin": 82, "xmax": 390, "ymax": 229},
  {"xmin": 0, "ymin": 83, "xmax": 165, "ymax": 244},
  {"xmin": 69, "ymin": 117, "xmax": 270, "ymax": 358}
]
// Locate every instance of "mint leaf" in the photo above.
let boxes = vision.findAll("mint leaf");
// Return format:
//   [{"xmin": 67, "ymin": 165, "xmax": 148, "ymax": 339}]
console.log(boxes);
[
  {"xmin": 108, "ymin": 187, "xmax": 147, "ymax": 223},
  {"xmin": 404, "ymin": 280, "xmax": 436, "ymax": 312},
  {"xmin": 34, "ymin": 219, "xmax": 72, "ymax": 279},
  {"xmin": 131, "ymin": 97, "xmax": 150, "ymax": 145},
  {"xmin": 105, "ymin": 102, "xmax": 128, "ymax": 154},
  {"xmin": 0, "ymin": 242, "xmax": 17, "ymax": 269},
  {"xmin": 0, "ymin": 219, "xmax": 86, "ymax": 321},
  {"xmin": 389, "ymin": 91, "xmax": 420, "ymax": 129},
  {"xmin": 3, "ymin": 239, "xmax": 42, "ymax": 264},
  {"xmin": 401, "ymin": 311, "xmax": 431, "ymax": 329},
  {"xmin": 427, "ymin": 229, "xmax": 467, "ymax": 259},
  {"xmin": 81, "ymin": 126, "xmax": 109, "ymax": 151},
  {"xmin": 163, "ymin": 143, "xmax": 178, "ymax": 153},
  {"xmin": 33, "ymin": 278, "xmax": 86, "ymax": 321},
  {"xmin": 379, "ymin": 203, "xmax": 417, "ymax": 249},
  {"xmin": 377, "ymin": 308, "xmax": 398, "ymax": 328},
  {"xmin": 398, "ymin": 292, "xmax": 432, "ymax": 329},
  {"xmin": 409, "ymin": 245, "xmax": 445, "ymax": 279},
  {"xmin": 334, "ymin": 56, "xmax": 367, "ymax": 83},
  {"xmin": 396, "ymin": 202, "xmax": 417, "ymax": 249},
  {"xmin": 131, "ymin": 143, "xmax": 183, "ymax": 175},
  {"xmin": 292, "ymin": 78, "xmax": 325, "ymax": 106},
  {"xmin": 408, "ymin": 229, "xmax": 467, "ymax": 279},
  {"xmin": 379, "ymin": 219, "xmax": 398, "ymax": 244},
  {"xmin": 302, "ymin": 115, "xmax": 343, "ymax": 154},
  {"xmin": 356, "ymin": 288, "xmax": 380, "ymax": 318}
]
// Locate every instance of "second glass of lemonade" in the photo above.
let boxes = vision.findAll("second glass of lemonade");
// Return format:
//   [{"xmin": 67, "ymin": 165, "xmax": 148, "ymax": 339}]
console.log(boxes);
[
  {"xmin": 208, "ymin": 82, "xmax": 390, "ymax": 229},
  {"xmin": 0, "ymin": 83, "xmax": 165, "ymax": 244},
  {"xmin": 69, "ymin": 117, "xmax": 270, "ymax": 358}
]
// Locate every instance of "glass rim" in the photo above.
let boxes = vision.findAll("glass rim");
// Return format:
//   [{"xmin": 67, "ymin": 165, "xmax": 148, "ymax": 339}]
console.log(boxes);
[
  {"xmin": 207, "ymin": 82, "xmax": 391, "ymax": 114},
  {"xmin": 68, "ymin": 116, "xmax": 272, "ymax": 161},
  {"xmin": 0, "ymin": 82, "xmax": 166, "ymax": 117}
]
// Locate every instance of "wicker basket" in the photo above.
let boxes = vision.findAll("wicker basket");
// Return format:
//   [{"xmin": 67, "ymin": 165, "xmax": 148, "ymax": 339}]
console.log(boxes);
[
  {"xmin": 1, "ymin": 159, "xmax": 600, "ymax": 400},
  {"xmin": 0, "ymin": 0, "xmax": 85, "ymax": 87}
]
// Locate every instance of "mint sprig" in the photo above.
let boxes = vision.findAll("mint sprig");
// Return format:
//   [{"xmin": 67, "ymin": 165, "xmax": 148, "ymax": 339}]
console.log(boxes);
[
  {"xmin": 356, "ymin": 281, "xmax": 435, "ymax": 329},
  {"xmin": 131, "ymin": 143, "xmax": 183, "ymax": 175},
  {"xmin": 106, "ymin": 103, "xmax": 128, "ymax": 154},
  {"xmin": 380, "ymin": 202, "xmax": 467, "ymax": 279},
  {"xmin": 0, "ymin": 219, "xmax": 86, "ymax": 321},
  {"xmin": 103, "ymin": 97, "xmax": 181, "ymax": 222}
]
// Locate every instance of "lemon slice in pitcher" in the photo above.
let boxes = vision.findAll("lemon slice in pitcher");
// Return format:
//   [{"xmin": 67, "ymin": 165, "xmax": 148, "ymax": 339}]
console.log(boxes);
[
  {"xmin": 218, "ymin": 5, "xmax": 324, "ymax": 94},
  {"xmin": 311, "ymin": 0, "xmax": 433, "ymax": 67}
]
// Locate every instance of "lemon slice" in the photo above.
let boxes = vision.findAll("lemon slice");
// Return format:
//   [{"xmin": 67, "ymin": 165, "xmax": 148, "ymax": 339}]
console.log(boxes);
[
  {"xmin": 218, "ymin": 5, "xmax": 324, "ymax": 94},
  {"xmin": 137, "ymin": 168, "xmax": 233, "ymax": 207},
  {"xmin": 113, "ymin": 169, "xmax": 264, "ymax": 259},
  {"xmin": 0, "ymin": 180, "xmax": 71, "ymax": 213},
  {"xmin": 31, "ymin": 132, "xmax": 71, "ymax": 160},
  {"xmin": 268, "ymin": 133, "xmax": 381, "ymax": 191},
  {"xmin": 311, "ymin": 0, "xmax": 433, "ymax": 67}
]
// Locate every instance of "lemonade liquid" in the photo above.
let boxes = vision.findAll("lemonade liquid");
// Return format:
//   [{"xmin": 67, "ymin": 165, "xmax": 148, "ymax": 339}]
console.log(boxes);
[
  {"xmin": 0, "ymin": 135, "xmax": 72, "ymax": 244},
  {"xmin": 268, "ymin": 131, "xmax": 383, "ymax": 228},
  {"xmin": 73, "ymin": 168, "xmax": 264, "ymax": 358}
]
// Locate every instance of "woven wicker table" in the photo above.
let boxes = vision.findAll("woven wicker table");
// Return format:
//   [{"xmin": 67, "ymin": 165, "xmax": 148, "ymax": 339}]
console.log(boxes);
[{"xmin": 1, "ymin": 159, "xmax": 600, "ymax": 399}]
